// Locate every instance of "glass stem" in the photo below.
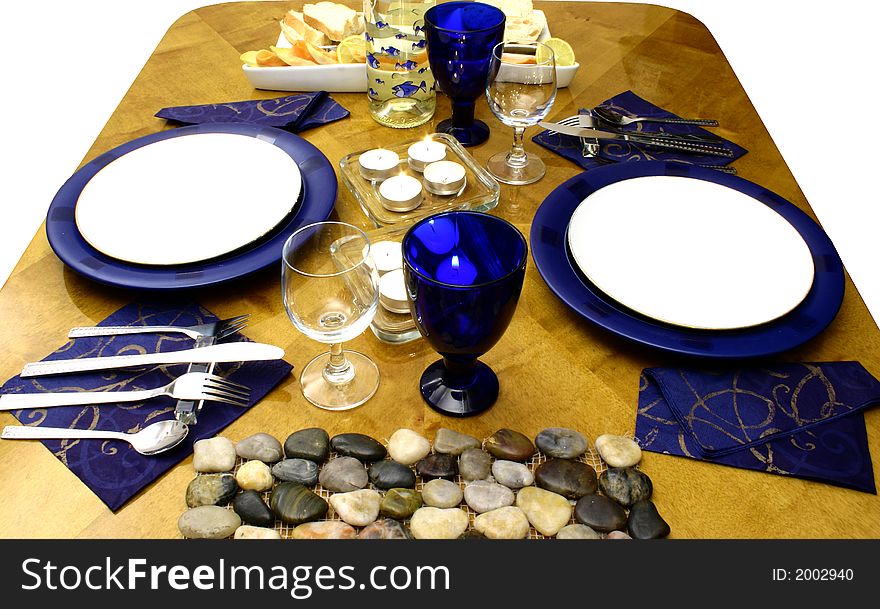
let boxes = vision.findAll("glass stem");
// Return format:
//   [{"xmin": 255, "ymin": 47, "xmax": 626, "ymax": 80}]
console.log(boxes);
[
  {"xmin": 507, "ymin": 127, "xmax": 528, "ymax": 168},
  {"xmin": 323, "ymin": 343, "xmax": 355, "ymax": 385},
  {"xmin": 451, "ymin": 100, "xmax": 475, "ymax": 129}
]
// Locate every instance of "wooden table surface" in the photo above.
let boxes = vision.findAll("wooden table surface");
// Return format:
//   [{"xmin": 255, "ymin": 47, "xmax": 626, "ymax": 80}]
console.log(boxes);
[{"xmin": 1, "ymin": 1, "xmax": 878, "ymax": 538}]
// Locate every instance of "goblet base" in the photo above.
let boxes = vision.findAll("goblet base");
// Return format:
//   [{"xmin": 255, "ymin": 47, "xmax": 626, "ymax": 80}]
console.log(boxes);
[
  {"xmin": 301, "ymin": 350, "xmax": 379, "ymax": 411},
  {"xmin": 419, "ymin": 359, "xmax": 499, "ymax": 417},
  {"xmin": 487, "ymin": 150, "xmax": 546, "ymax": 185},
  {"xmin": 436, "ymin": 118, "xmax": 490, "ymax": 148}
]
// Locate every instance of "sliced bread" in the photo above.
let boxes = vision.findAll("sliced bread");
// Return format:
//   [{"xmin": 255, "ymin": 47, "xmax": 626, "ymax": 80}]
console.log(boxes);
[
  {"xmin": 281, "ymin": 10, "xmax": 331, "ymax": 46},
  {"xmin": 303, "ymin": 2, "xmax": 364, "ymax": 41}
]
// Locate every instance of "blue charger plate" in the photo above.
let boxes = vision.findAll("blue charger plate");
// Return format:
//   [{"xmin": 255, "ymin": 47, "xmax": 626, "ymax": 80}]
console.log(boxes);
[
  {"xmin": 530, "ymin": 161, "xmax": 845, "ymax": 359},
  {"xmin": 46, "ymin": 123, "xmax": 336, "ymax": 290}
]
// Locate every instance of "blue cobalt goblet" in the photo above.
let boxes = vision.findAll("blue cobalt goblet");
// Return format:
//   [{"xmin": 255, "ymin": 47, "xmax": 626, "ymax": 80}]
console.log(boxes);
[
  {"xmin": 402, "ymin": 211, "xmax": 528, "ymax": 416},
  {"xmin": 424, "ymin": 2, "xmax": 506, "ymax": 147}
]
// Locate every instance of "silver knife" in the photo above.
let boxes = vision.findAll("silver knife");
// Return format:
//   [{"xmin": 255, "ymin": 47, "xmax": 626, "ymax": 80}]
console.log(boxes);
[
  {"xmin": 579, "ymin": 112, "xmax": 725, "ymax": 144},
  {"xmin": 539, "ymin": 121, "xmax": 734, "ymax": 157},
  {"xmin": 20, "ymin": 342, "xmax": 284, "ymax": 378}
]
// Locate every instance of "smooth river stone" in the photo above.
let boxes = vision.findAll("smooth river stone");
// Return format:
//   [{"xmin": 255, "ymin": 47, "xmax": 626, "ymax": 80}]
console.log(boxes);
[
  {"xmin": 515, "ymin": 487, "xmax": 573, "ymax": 537},
  {"xmin": 458, "ymin": 448, "xmax": 492, "ymax": 481},
  {"xmin": 368, "ymin": 460, "xmax": 416, "ymax": 489},
  {"xmin": 330, "ymin": 433, "xmax": 387, "ymax": 462},
  {"xmin": 379, "ymin": 488, "xmax": 423, "ymax": 520},
  {"xmin": 233, "ymin": 490, "xmax": 274, "ymax": 527},
  {"xmin": 535, "ymin": 458, "xmax": 597, "ymax": 499},
  {"xmin": 329, "ymin": 489, "xmax": 381, "ymax": 527},
  {"xmin": 595, "ymin": 434, "xmax": 642, "ymax": 468},
  {"xmin": 272, "ymin": 459, "xmax": 319, "ymax": 486},
  {"xmin": 234, "ymin": 525, "xmax": 281, "ymax": 540},
  {"xmin": 235, "ymin": 433, "xmax": 283, "ymax": 463},
  {"xmin": 421, "ymin": 479, "xmax": 463, "ymax": 508},
  {"xmin": 628, "ymin": 500, "xmax": 670, "ymax": 539},
  {"xmin": 409, "ymin": 507, "xmax": 469, "ymax": 539},
  {"xmin": 574, "ymin": 494, "xmax": 627, "ymax": 533},
  {"xmin": 416, "ymin": 453, "xmax": 458, "ymax": 480},
  {"xmin": 270, "ymin": 482, "xmax": 328, "ymax": 524},
  {"xmin": 179, "ymin": 506, "xmax": 241, "ymax": 539},
  {"xmin": 599, "ymin": 467, "xmax": 653, "ymax": 507},
  {"xmin": 319, "ymin": 456, "xmax": 368, "ymax": 492},
  {"xmin": 474, "ymin": 506, "xmax": 530, "ymax": 539},
  {"xmin": 556, "ymin": 524, "xmax": 602, "ymax": 539},
  {"xmin": 292, "ymin": 521, "xmax": 357, "ymax": 539},
  {"xmin": 535, "ymin": 428, "xmax": 588, "ymax": 459},
  {"xmin": 387, "ymin": 429, "xmax": 431, "ymax": 465},
  {"xmin": 235, "ymin": 460, "xmax": 274, "ymax": 492},
  {"xmin": 485, "ymin": 429, "xmax": 535, "ymax": 461},
  {"xmin": 284, "ymin": 428, "xmax": 329, "ymax": 463},
  {"xmin": 607, "ymin": 530, "xmax": 633, "ymax": 540},
  {"xmin": 463, "ymin": 480, "xmax": 515, "ymax": 513},
  {"xmin": 358, "ymin": 519, "xmax": 412, "ymax": 540},
  {"xmin": 433, "ymin": 428, "xmax": 481, "ymax": 455},
  {"xmin": 192, "ymin": 436, "xmax": 236, "ymax": 473},
  {"xmin": 491, "ymin": 460, "xmax": 534, "ymax": 489},
  {"xmin": 185, "ymin": 473, "xmax": 237, "ymax": 507}
]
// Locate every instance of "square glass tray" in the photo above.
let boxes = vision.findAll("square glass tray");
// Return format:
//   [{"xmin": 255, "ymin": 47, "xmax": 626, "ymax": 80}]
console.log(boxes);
[{"xmin": 339, "ymin": 133, "xmax": 500, "ymax": 227}]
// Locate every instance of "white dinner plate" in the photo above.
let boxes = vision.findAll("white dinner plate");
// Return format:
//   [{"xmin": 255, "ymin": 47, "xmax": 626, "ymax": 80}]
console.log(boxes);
[
  {"xmin": 566, "ymin": 175, "xmax": 816, "ymax": 330},
  {"xmin": 75, "ymin": 132, "xmax": 303, "ymax": 266}
]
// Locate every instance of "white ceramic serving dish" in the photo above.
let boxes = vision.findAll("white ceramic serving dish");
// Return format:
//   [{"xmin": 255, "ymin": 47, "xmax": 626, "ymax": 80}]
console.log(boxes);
[{"xmin": 242, "ymin": 12, "xmax": 577, "ymax": 92}]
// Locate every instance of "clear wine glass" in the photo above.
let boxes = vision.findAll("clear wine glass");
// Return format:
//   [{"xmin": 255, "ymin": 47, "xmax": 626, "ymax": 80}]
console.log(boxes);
[
  {"xmin": 282, "ymin": 222, "xmax": 380, "ymax": 410},
  {"xmin": 485, "ymin": 41, "xmax": 557, "ymax": 185}
]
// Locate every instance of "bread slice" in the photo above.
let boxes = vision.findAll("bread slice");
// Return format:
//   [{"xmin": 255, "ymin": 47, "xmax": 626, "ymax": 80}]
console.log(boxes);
[
  {"xmin": 504, "ymin": 10, "xmax": 546, "ymax": 42},
  {"xmin": 484, "ymin": 0, "xmax": 534, "ymax": 18},
  {"xmin": 281, "ymin": 10, "xmax": 331, "ymax": 46},
  {"xmin": 303, "ymin": 2, "xmax": 363, "ymax": 42}
]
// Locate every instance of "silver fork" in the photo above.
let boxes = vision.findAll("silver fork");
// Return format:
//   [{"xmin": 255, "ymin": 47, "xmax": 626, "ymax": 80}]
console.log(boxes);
[
  {"xmin": 0, "ymin": 372, "xmax": 250, "ymax": 411},
  {"xmin": 556, "ymin": 115, "xmax": 737, "ymax": 174},
  {"xmin": 68, "ymin": 314, "xmax": 249, "ymax": 341},
  {"xmin": 592, "ymin": 106, "xmax": 718, "ymax": 127}
]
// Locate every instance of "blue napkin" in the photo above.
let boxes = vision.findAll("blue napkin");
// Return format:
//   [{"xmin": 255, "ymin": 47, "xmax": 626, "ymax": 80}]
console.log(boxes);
[
  {"xmin": 635, "ymin": 363, "xmax": 880, "ymax": 493},
  {"xmin": 155, "ymin": 91, "xmax": 349, "ymax": 132},
  {"xmin": 1, "ymin": 302, "xmax": 293, "ymax": 511},
  {"xmin": 533, "ymin": 90, "xmax": 747, "ymax": 169}
]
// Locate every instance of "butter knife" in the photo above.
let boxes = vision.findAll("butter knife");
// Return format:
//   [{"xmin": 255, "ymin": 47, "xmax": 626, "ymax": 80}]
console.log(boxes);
[
  {"xmin": 538, "ymin": 122, "xmax": 734, "ymax": 157},
  {"xmin": 20, "ymin": 342, "xmax": 284, "ymax": 378}
]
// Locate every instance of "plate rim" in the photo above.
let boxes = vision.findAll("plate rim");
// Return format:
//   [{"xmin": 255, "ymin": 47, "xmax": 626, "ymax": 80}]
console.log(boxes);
[
  {"xmin": 530, "ymin": 161, "xmax": 845, "ymax": 359},
  {"xmin": 46, "ymin": 123, "xmax": 336, "ymax": 290},
  {"xmin": 564, "ymin": 174, "xmax": 816, "ymax": 330}
]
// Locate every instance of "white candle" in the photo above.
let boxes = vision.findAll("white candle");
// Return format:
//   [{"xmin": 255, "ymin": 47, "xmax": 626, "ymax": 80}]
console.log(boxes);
[
  {"xmin": 358, "ymin": 148, "xmax": 400, "ymax": 181},
  {"xmin": 378, "ymin": 174, "xmax": 423, "ymax": 212},
  {"xmin": 378, "ymin": 268, "xmax": 410, "ymax": 314},
  {"xmin": 370, "ymin": 240, "xmax": 403, "ymax": 274},
  {"xmin": 407, "ymin": 139, "xmax": 447, "ymax": 172},
  {"xmin": 422, "ymin": 160, "xmax": 467, "ymax": 195}
]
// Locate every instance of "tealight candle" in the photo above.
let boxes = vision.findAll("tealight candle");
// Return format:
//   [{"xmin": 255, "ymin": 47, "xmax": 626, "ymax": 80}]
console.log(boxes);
[
  {"xmin": 407, "ymin": 139, "xmax": 447, "ymax": 172},
  {"xmin": 370, "ymin": 240, "xmax": 403, "ymax": 274},
  {"xmin": 378, "ymin": 174, "xmax": 423, "ymax": 212},
  {"xmin": 422, "ymin": 160, "xmax": 467, "ymax": 195},
  {"xmin": 378, "ymin": 268, "xmax": 410, "ymax": 314},
  {"xmin": 436, "ymin": 253, "xmax": 479, "ymax": 285},
  {"xmin": 358, "ymin": 148, "xmax": 400, "ymax": 181}
]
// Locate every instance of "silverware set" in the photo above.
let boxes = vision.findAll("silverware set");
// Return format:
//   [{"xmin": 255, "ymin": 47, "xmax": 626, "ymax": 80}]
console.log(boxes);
[
  {"xmin": 1, "ymin": 315, "xmax": 285, "ymax": 455},
  {"xmin": 541, "ymin": 106, "xmax": 736, "ymax": 173}
]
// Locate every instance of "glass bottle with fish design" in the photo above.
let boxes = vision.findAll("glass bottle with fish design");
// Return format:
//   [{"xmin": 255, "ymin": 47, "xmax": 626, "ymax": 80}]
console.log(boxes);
[{"xmin": 364, "ymin": 0, "xmax": 436, "ymax": 128}]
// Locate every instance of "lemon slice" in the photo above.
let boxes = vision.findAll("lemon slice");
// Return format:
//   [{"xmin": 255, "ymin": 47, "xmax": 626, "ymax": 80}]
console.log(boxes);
[
  {"xmin": 537, "ymin": 38, "xmax": 575, "ymax": 66},
  {"xmin": 240, "ymin": 51, "xmax": 260, "ymax": 67},
  {"xmin": 306, "ymin": 43, "xmax": 339, "ymax": 65},
  {"xmin": 336, "ymin": 35, "xmax": 367, "ymax": 64}
]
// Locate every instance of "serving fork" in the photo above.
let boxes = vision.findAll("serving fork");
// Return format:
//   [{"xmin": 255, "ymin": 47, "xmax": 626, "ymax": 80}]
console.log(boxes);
[
  {"xmin": 68, "ymin": 314, "xmax": 249, "ymax": 341},
  {"xmin": 0, "ymin": 372, "xmax": 250, "ymax": 410}
]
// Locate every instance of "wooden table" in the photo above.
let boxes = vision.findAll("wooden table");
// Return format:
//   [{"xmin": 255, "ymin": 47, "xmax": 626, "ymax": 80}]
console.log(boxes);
[{"xmin": 1, "ymin": 1, "xmax": 878, "ymax": 538}]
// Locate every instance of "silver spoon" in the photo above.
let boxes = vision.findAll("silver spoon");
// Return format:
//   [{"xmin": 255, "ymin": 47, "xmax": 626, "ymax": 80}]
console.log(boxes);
[
  {"xmin": 592, "ymin": 106, "xmax": 719, "ymax": 127},
  {"xmin": 1, "ymin": 420, "xmax": 189, "ymax": 455}
]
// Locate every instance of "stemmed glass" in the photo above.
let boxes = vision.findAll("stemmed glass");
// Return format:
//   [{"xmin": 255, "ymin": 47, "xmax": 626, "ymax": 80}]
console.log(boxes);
[
  {"xmin": 402, "ymin": 211, "xmax": 528, "ymax": 417},
  {"xmin": 486, "ymin": 41, "xmax": 557, "ymax": 184},
  {"xmin": 424, "ymin": 2, "xmax": 506, "ymax": 147},
  {"xmin": 282, "ymin": 222, "xmax": 380, "ymax": 411}
]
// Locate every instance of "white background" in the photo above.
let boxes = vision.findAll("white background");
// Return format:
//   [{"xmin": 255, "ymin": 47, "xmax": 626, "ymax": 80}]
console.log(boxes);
[{"xmin": 1, "ymin": 0, "xmax": 877, "ymax": 326}]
